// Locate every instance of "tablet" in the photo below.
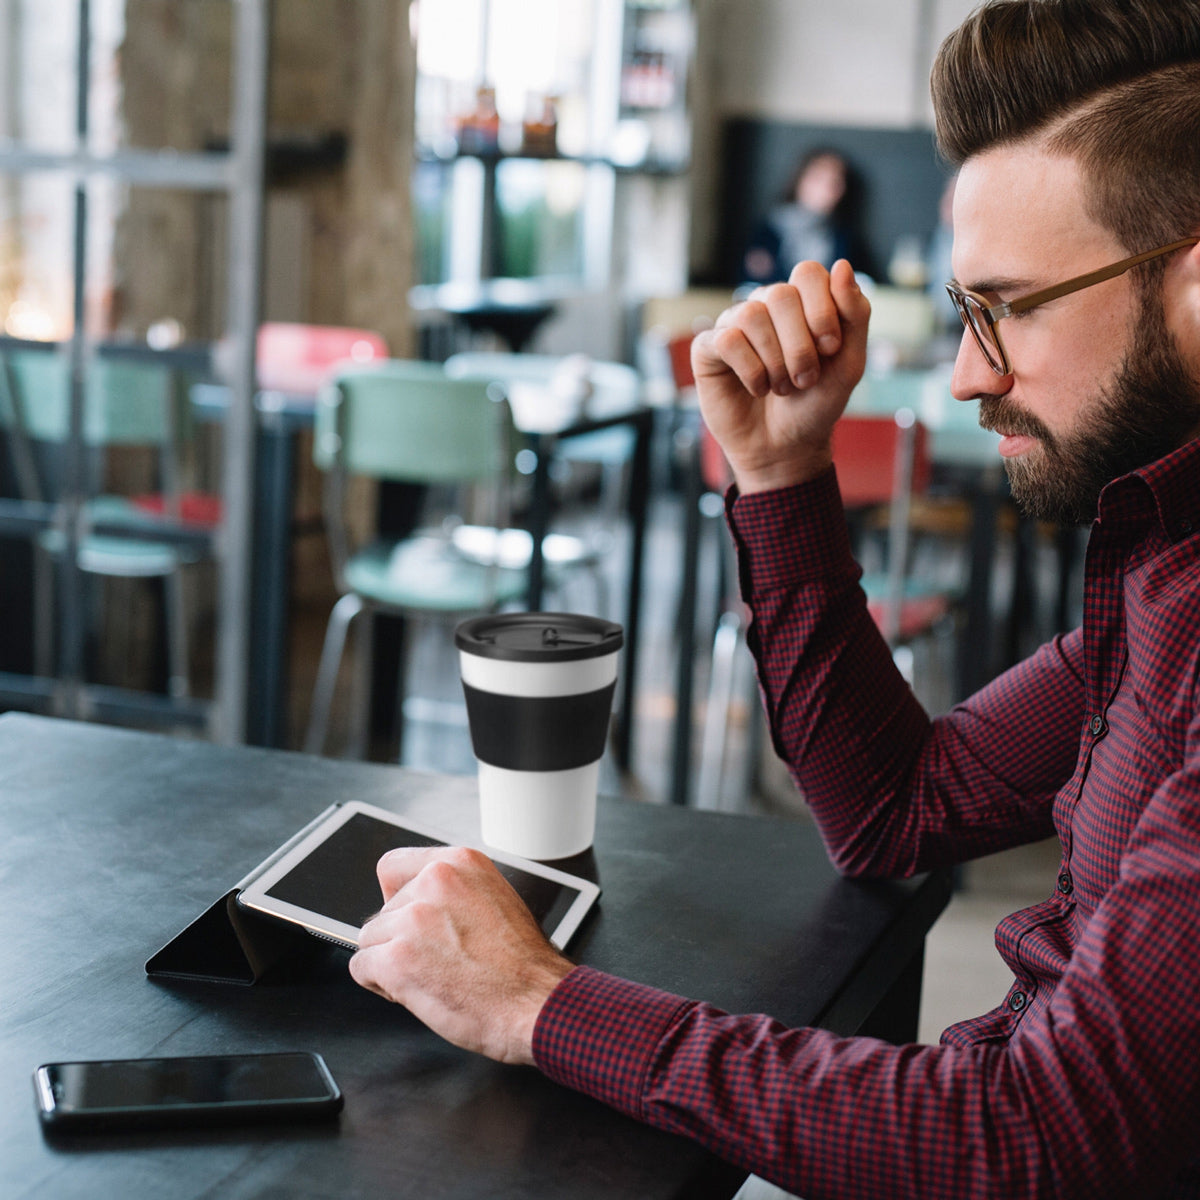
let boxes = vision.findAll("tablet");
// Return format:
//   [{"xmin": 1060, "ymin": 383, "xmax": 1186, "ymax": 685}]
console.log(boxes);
[{"xmin": 235, "ymin": 801, "xmax": 599, "ymax": 951}]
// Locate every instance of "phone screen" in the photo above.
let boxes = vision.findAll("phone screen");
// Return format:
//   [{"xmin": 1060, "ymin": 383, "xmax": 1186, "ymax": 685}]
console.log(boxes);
[{"xmin": 35, "ymin": 1052, "xmax": 342, "ymax": 1131}]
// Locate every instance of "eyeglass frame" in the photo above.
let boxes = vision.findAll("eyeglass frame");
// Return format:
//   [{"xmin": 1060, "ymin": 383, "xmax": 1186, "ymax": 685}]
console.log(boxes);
[{"xmin": 945, "ymin": 235, "xmax": 1200, "ymax": 376}]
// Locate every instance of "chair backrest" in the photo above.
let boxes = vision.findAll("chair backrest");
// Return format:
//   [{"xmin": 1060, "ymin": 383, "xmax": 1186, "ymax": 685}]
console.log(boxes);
[
  {"xmin": 666, "ymin": 334, "xmax": 696, "ymax": 390},
  {"xmin": 863, "ymin": 286, "xmax": 937, "ymax": 359},
  {"xmin": 831, "ymin": 411, "xmax": 931, "ymax": 509},
  {"xmin": 832, "ymin": 410, "xmax": 931, "ymax": 645},
  {"xmin": 314, "ymin": 360, "xmax": 510, "ymax": 486},
  {"xmin": 257, "ymin": 322, "xmax": 388, "ymax": 395},
  {"xmin": 640, "ymin": 289, "xmax": 731, "ymax": 337},
  {"xmin": 315, "ymin": 360, "xmax": 514, "ymax": 590},
  {"xmin": 0, "ymin": 350, "xmax": 177, "ymax": 447},
  {"xmin": 0, "ymin": 349, "xmax": 187, "ymax": 507}
]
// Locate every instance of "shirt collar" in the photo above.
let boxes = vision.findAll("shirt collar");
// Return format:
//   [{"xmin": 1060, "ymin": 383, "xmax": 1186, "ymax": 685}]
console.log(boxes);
[{"xmin": 1097, "ymin": 435, "xmax": 1200, "ymax": 542}]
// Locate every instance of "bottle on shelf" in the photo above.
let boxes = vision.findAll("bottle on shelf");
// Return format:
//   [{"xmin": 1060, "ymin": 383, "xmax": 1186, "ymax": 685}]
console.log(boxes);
[
  {"xmin": 456, "ymin": 85, "xmax": 501, "ymax": 155},
  {"xmin": 520, "ymin": 93, "xmax": 559, "ymax": 157}
]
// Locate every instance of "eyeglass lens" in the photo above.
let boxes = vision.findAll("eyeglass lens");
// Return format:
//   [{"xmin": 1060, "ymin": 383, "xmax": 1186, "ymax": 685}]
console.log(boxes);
[{"xmin": 948, "ymin": 289, "xmax": 1008, "ymax": 375}]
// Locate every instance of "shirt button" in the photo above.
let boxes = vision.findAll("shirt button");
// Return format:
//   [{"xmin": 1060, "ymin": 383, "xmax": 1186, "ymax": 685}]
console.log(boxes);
[
  {"xmin": 1089, "ymin": 714, "xmax": 1105, "ymax": 735},
  {"xmin": 1008, "ymin": 990, "xmax": 1028, "ymax": 1013},
  {"xmin": 1057, "ymin": 871, "xmax": 1073, "ymax": 895}
]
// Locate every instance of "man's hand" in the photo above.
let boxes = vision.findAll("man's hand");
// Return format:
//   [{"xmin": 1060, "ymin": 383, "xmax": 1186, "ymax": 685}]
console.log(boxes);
[
  {"xmin": 691, "ymin": 259, "xmax": 871, "ymax": 493},
  {"xmin": 348, "ymin": 846, "xmax": 575, "ymax": 1065}
]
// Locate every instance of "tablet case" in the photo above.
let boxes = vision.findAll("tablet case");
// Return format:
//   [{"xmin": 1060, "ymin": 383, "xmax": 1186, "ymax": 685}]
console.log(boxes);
[{"xmin": 146, "ymin": 805, "xmax": 340, "ymax": 986}]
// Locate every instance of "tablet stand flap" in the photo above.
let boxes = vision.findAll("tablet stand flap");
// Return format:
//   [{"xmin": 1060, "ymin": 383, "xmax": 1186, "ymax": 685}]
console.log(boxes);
[{"xmin": 145, "ymin": 889, "xmax": 312, "ymax": 986}]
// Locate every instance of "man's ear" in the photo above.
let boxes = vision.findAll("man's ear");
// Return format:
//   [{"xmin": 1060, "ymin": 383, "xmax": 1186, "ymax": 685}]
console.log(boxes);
[{"xmin": 1164, "ymin": 237, "xmax": 1200, "ymax": 360}]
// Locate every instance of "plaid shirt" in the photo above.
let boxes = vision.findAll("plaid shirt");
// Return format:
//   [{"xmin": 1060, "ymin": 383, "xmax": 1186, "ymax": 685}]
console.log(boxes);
[{"xmin": 535, "ymin": 439, "xmax": 1200, "ymax": 1199}]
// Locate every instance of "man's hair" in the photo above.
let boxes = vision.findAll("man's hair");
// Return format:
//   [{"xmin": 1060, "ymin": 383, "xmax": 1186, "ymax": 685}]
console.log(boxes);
[{"xmin": 932, "ymin": 0, "xmax": 1200, "ymax": 253}]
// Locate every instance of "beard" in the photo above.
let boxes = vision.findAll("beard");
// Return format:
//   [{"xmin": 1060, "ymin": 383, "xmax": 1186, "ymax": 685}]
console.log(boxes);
[{"xmin": 978, "ymin": 291, "xmax": 1200, "ymax": 526}]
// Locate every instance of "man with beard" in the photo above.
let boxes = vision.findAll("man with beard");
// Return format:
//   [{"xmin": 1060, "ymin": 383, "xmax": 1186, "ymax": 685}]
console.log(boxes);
[{"xmin": 348, "ymin": 2, "xmax": 1200, "ymax": 1196}]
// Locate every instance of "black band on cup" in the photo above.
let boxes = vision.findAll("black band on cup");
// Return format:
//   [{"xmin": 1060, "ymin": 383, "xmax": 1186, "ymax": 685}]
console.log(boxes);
[{"xmin": 462, "ymin": 682, "xmax": 616, "ymax": 772}]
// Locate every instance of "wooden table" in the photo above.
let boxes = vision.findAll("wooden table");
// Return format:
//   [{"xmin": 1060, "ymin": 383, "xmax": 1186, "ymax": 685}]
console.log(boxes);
[{"xmin": 0, "ymin": 713, "xmax": 950, "ymax": 1199}]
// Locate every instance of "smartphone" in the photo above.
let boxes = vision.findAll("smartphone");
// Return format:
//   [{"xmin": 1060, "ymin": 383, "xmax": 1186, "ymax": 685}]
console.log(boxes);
[{"xmin": 33, "ymin": 1051, "xmax": 343, "ymax": 1133}]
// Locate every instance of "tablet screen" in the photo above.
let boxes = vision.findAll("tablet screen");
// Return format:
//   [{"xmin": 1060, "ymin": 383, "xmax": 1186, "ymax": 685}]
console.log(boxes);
[{"xmin": 262, "ymin": 811, "xmax": 580, "ymax": 938}]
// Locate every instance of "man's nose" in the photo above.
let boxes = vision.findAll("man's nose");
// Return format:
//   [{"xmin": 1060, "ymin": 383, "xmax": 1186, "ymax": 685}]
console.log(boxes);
[{"xmin": 950, "ymin": 328, "xmax": 1013, "ymax": 401}]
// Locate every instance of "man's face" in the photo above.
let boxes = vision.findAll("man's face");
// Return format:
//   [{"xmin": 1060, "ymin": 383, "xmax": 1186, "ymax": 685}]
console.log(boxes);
[{"xmin": 949, "ymin": 144, "xmax": 1200, "ymax": 525}]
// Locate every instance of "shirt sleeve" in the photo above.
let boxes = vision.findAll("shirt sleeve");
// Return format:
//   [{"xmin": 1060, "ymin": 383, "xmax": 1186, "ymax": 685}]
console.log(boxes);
[
  {"xmin": 727, "ymin": 473, "xmax": 1083, "ymax": 876},
  {"xmin": 533, "ymin": 965, "xmax": 981, "ymax": 1198},
  {"xmin": 537, "ymin": 824, "xmax": 1200, "ymax": 1200}
]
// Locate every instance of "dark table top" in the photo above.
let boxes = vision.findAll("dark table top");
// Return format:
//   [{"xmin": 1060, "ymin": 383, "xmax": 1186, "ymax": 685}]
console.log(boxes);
[{"xmin": 0, "ymin": 713, "xmax": 950, "ymax": 1199}]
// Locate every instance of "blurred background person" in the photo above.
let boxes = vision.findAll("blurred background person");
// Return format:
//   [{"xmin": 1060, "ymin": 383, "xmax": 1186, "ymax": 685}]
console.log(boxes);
[{"xmin": 740, "ymin": 147, "xmax": 874, "ymax": 285}]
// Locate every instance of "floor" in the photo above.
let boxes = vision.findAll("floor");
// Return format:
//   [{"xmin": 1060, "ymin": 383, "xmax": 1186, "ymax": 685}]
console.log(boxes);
[{"xmin": 285, "ymin": 474, "xmax": 1073, "ymax": 1051}]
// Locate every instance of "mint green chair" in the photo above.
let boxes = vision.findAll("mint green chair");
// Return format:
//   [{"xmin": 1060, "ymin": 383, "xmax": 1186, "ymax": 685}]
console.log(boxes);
[
  {"xmin": 0, "ymin": 350, "xmax": 208, "ymax": 699},
  {"xmin": 303, "ymin": 360, "xmax": 535, "ymax": 757},
  {"xmin": 443, "ymin": 350, "xmax": 643, "ymax": 616}
]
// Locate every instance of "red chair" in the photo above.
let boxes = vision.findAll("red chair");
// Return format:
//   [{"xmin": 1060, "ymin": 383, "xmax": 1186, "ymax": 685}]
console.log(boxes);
[
  {"xmin": 256, "ymin": 323, "xmax": 388, "ymax": 395},
  {"xmin": 667, "ymin": 332, "xmax": 696, "ymax": 391},
  {"xmin": 695, "ymin": 420, "xmax": 750, "ymax": 810},
  {"xmin": 695, "ymin": 409, "xmax": 959, "ymax": 809},
  {"xmin": 831, "ymin": 410, "xmax": 956, "ymax": 647}
]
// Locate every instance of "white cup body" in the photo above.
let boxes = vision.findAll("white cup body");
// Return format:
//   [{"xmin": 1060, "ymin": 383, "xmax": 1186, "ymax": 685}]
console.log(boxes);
[{"xmin": 460, "ymin": 649, "xmax": 618, "ymax": 859}]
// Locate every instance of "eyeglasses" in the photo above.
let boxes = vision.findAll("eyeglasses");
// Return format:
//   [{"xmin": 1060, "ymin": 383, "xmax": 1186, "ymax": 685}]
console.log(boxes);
[{"xmin": 945, "ymin": 236, "xmax": 1200, "ymax": 376}]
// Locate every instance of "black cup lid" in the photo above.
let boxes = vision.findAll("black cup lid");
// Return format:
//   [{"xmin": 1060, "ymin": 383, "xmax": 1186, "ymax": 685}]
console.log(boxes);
[{"xmin": 455, "ymin": 611, "xmax": 623, "ymax": 662}]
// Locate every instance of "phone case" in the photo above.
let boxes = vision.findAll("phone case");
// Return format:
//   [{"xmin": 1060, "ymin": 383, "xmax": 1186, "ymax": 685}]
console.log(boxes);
[{"xmin": 35, "ymin": 1054, "xmax": 344, "ymax": 1132}]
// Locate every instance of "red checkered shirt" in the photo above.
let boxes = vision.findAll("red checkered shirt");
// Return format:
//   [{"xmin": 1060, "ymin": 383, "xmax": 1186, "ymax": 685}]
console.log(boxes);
[{"xmin": 534, "ymin": 439, "xmax": 1200, "ymax": 1199}]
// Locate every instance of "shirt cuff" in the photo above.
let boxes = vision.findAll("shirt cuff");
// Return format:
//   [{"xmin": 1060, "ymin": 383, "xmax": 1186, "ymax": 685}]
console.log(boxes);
[
  {"xmin": 532, "ymin": 965, "xmax": 695, "ymax": 1120},
  {"xmin": 726, "ymin": 467, "xmax": 856, "ymax": 596}
]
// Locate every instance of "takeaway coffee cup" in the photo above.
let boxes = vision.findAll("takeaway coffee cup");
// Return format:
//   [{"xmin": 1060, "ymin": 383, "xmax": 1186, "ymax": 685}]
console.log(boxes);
[{"xmin": 456, "ymin": 612, "xmax": 623, "ymax": 860}]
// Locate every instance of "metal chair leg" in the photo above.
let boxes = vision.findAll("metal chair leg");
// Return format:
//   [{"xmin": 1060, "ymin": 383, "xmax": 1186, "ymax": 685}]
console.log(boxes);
[
  {"xmin": 33, "ymin": 547, "xmax": 55, "ymax": 681},
  {"xmin": 304, "ymin": 592, "xmax": 365, "ymax": 755},
  {"xmin": 164, "ymin": 566, "xmax": 190, "ymax": 699},
  {"xmin": 696, "ymin": 609, "xmax": 742, "ymax": 811},
  {"xmin": 590, "ymin": 562, "xmax": 611, "ymax": 621},
  {"xmin": 348, "ymin": 605, "xmax": 376, "ymax": 761}
]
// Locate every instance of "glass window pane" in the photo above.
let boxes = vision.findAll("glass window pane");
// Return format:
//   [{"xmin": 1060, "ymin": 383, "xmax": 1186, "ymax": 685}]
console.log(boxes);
[
  {"xmin": 415, "ymin": 0, "xmax": 485, "ymax": 81},
  {"xmin": 413, "ymin": 160, "xmax": 452, "ymax": 286},
  {"xmin": 85, "ymin": 179, "xmax": 228, "ymax": 343},
  {"xmin": 414, "ymin": 0, "xmax": 485, "ymax": 155},
  {"xmin": 0, "ymin": 1, "xmax": 80, "ymax": 151},
  {"xmin": 495, "ymin": 159, "xmax": 585, "ymax": 280},
  {"xmin": 486, "ymin": 0, "xmax": 597, "ymax": 130},
  {"xmin": 0, "ymin": 170, "xmax": 75, "ymax": 340},
  {"xmin": 86, "ymin": 0, "xmax": 127, "ymax": 155},
  {"xmin": 414, "ymin": 0, "xmax": 603, "ymax": 285}
]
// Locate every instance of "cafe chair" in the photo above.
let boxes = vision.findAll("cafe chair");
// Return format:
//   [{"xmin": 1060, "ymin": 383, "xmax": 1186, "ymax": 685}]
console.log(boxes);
[
  {"xmin": 694, "ymin": 425, "xmax": 762, "ymax": 812},
  {"xmin": 637, "ymin": 288, "xmax": 730, "ymax": 412},
  {"xmin": 303, "ymin": 360, "xmax": 539, "ymax": 758},
  {"xmin": 0, "ymin": 349, "xmax": 213, "ymax": 700},
  {"xmin": 832, "ymin": 409, "xmax": 960, "ymax": 665},
  {"xmin": 443, "ymin": 350, "xmax": 641, "ymax": 617},
  {"xmin": 862, "ymin": 284, "xmax": 938, "ymax": 368},
  {"xmin": 694, "ymin": 410, "xmax": 960, "ymax": 809}
]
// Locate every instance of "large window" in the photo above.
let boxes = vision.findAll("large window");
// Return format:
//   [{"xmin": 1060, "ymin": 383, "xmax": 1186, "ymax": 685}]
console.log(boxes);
[
  {"xmin": 414, "ymin": 0, "xmax": 600, "ymax": 159},
  {"xmin": 411, "ymin": 0, "xmax": 617, "ymax": 288}
]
